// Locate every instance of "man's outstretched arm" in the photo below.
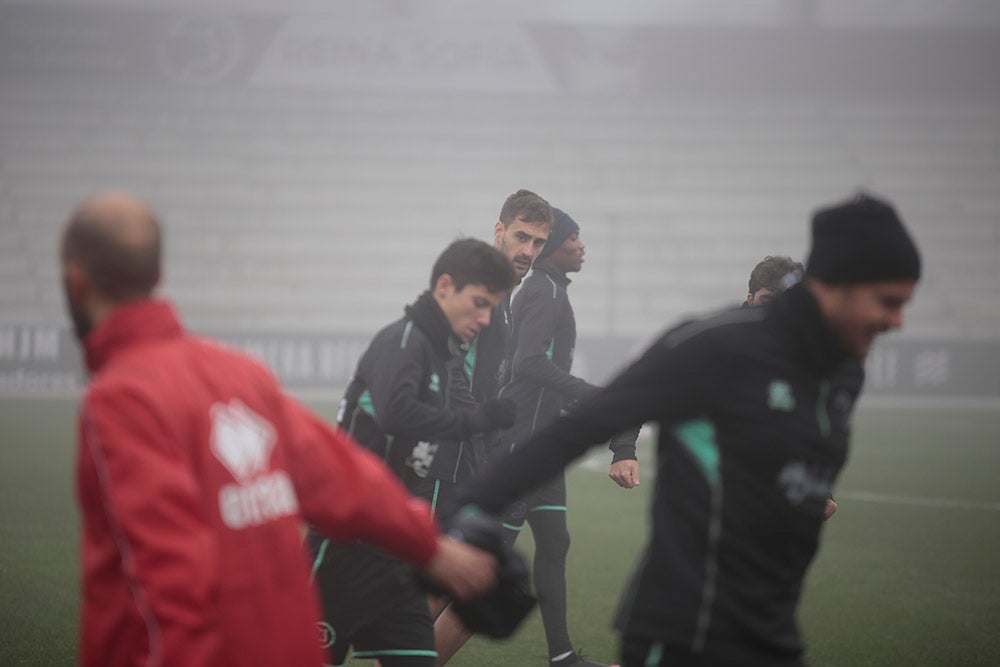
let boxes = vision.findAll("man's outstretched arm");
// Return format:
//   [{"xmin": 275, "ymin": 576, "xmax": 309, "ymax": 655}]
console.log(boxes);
[
  {"xmin": 446, "ymin": 332, "xmax": 703, "ymax": 517},
  {"xmin": 282, "ymin": 396, "xmax": 497, "ymax": 600}
]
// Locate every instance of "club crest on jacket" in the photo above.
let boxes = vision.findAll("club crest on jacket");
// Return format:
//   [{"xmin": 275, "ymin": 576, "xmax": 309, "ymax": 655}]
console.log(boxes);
[
  {"xmin": 406, "ymin": 441, "xmax": 438, "ymax": 478},
  {"xmin": 211, "ymin": 399, "xmax": 276, "ymax": 483},
  {"xmin": 211, "ymin": 399, "xmax": 299, "ymax": 529}
]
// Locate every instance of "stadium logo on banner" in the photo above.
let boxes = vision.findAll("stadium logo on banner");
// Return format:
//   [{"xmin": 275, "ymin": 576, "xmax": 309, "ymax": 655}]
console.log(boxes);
[{"xmin": 158, "ymin": 13, "xmax": 245, "ymax": 85}]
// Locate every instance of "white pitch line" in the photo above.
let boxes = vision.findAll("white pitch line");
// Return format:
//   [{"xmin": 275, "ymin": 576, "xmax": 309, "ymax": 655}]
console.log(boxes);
[
  {"xmin": 576, "ymin": 456, "xmax": 1000, "ymax": 512},
  {"xmin": 834, "ymin": 491, "xmax": 1000, "ymax": 512}
]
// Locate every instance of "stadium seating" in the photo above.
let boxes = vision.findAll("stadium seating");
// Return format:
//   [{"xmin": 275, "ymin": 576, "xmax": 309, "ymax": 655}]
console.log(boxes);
[{"xmin": 1, "ymin": 81, "xmax": 998, "ymax": 338}]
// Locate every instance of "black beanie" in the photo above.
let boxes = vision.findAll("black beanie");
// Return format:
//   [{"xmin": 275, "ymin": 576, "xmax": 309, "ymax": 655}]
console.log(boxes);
[
  {"xmin": 805, "ymin": 192, "xmax": 921, "ymax": 285},
  {"xmin": 536, "ymin": 207, "xmax": 580, "ymax": 263}
]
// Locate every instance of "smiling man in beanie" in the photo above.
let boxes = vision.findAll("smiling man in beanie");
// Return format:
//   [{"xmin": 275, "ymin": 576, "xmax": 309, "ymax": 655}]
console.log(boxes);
[
  {"xmin": 446, "ymin": 192, "xmax": 920, "ymax": 666},
  {"xmin": 804, "ymin": 194, "xmax": 921, "ymax": 357}
]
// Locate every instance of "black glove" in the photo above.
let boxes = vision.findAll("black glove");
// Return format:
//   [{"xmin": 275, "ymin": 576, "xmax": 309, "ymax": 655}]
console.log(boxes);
[
  {"xmin": 443, "ymin": 509, "xmax": 536, "ymax": 639},
  {"xmin": 469, "ymin": 398, "xmax": 517, "ymax": 432}
]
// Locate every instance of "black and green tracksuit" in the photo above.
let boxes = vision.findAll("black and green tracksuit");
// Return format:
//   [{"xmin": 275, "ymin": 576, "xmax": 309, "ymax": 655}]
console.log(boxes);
[
  {"xmin": 449, "ymin": 282, "xmax": 865, "ymax": 667},
  {"xmin": 338, "ymin": 290, "xmax": 487, "ymax": 494},
  {"xmin": 491, "ymin": 263, "xmax": 638, "ymax": 660},
  {"xmin": 500, "ymin": 264, "xmax": 637, "ymax": 463},
  {"xmin": 309, "ymin": 290, "xmax": 497, "ymax": 666},
  {"xmin": 465, "ymin": 293, "xmax": 513, "ymax": 405}
]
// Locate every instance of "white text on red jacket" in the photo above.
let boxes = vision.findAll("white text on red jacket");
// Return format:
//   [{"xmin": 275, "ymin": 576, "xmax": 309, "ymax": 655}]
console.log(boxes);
[{"xmin": 211, "ymin": 399, "xmax": 300, "ymax": 529}]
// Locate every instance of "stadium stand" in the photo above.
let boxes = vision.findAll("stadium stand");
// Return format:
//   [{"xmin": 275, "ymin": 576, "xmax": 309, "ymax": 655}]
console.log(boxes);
[{"xmin": 1, "ymin": 80, "xmax": 998, "ymax": 340}]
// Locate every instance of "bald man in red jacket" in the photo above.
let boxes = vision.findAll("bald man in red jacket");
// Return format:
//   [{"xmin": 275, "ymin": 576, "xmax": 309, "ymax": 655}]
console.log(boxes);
[{"xmin": 60, "ymin": 191, "xmax": 497, "ymax": 667}]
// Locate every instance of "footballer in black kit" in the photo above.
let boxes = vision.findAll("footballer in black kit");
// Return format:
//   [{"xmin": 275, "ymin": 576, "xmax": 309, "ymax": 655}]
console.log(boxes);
[
  {"xmin": 447, "ymin": 193, "xmax": 921, "ymax": 666},
  {"xmin": 308, "ymin": 239, "xmax": 518, "ymax": 667}
]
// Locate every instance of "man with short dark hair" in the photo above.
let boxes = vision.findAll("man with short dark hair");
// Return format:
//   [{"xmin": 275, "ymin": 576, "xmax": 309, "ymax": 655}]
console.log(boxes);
[
  {"xmin": 494, "ymin": 188, "xmax": 555, "ymax": 280},
  {"xmin": 310, "ymin": 238, "xmax": 520, "ymax": 666},
  {"xmin": 61, "ymin": 192, "xmax": 498, "ymax": 667},
  {"xmin": 744, "ymin": 255, "xmax": 804, "ymax": 308},
  {"xmin": 448, "ymin": 192, "xmax": 921, "ymax": 667}
]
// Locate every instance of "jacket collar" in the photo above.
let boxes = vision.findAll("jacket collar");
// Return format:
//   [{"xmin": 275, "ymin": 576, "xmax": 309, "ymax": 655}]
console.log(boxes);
[
  {"xmin": 83, "ymin": 299, "xmax": 183, "ymax": 373},
  {"xmin": 405, "ymin": 290, "xmax": 460, "ymax": 361},
  {"xmin": 533, "ymin": 263, "xmax": 572, "ymax": 288},
  {"xmin": 766, "ymin": 282, "xmax": 851, "ymax": 376}
]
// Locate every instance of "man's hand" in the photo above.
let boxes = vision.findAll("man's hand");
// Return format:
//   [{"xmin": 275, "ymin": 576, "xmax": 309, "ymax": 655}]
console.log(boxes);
[
  {"xmin": 421, "ymin": 536, "xmax": 498, "ymax": 601},
  {"xmin": 609, "ymin": 459, "xmax": 640, "ymax": 489},
  {"xmin": 824, "ymin": 498, "xmax": 838, "ymax": 520}
]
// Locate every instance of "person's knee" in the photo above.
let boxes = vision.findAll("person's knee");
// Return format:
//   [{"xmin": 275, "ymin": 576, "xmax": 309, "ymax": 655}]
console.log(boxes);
[
  {"xmin": 544, "ymin": 529, "xmax": 570, "ymax": 559},
  {"xmin": 531, "ymin": 516, "xmax": 570, "ymax": 560}
]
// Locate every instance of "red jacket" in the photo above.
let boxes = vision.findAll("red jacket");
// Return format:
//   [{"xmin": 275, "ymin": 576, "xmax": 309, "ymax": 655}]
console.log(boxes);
[{"xmin": 76, "ymin": 299, "xmax": 439, "ymax": 667}]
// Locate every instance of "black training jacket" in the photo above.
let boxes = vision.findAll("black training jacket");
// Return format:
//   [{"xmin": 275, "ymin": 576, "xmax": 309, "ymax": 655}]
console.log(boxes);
[
  {"xmin": 500, "ymin": 264, "xmax": 637, "ymax": 461},
  {"xmin": 461, "ymin": 293, "xmax": 513, "ymax": 459},
  {"xmin": 337, "ymin": 291, "xmax": 484, "ymax": 489},
  {"xmin": 449, "ymin": 283, "xmax": 864, "ymax": 665},
  {"xmin": 465, "ymin": 293, "xmax": 512, "ymax": 404}
]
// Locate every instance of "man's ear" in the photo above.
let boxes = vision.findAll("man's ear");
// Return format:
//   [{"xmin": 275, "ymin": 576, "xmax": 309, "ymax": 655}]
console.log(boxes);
[
  {"xmin": 63, "ymin": 262, "xmax": 90, "ymax": 301},
  {"xmin": 434, "ymin": 273, "xmax": 455, "ymax": 298},
  {"xmin": 746, "ymin": 292, "xmax": 755, "ymax": 305},
  {"xmin": 493, "ymin": 220, "xmax": 505, "ymax": 246}
]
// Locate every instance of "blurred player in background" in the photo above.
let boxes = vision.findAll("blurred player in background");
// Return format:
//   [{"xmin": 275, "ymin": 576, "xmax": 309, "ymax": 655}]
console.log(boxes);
[
  {"xmin": 61, "ymin": 191, "xmax": 497, "ymax": 667},
  {"xmin": 448, "ymin": 193, "xmax": 921, "ymax": 667},
  {"xmin": 743, "ymin": 255, "xmax": 804, "ymax": 308}
]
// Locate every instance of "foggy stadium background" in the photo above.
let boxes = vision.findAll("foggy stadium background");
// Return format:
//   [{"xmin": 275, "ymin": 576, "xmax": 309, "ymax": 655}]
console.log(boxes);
[
  {"xmin": 0, "ymin": 0, "xmax": 1000, "ymax": 400},
  {"xmin": 1, "ymin": 2, "xmax": 999, "ymax": 666},
  {"xmin": 1, "ymin": 0, "xmax": 998, "ymax": 401},
  {"xmin": 0, "ymin": 0, "xmax": 1000, "ymax": 398}
]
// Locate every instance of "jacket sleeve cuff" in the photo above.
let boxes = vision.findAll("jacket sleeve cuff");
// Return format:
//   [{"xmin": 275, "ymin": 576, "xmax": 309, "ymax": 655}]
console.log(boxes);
[
  {"xmin": 610, "ymin": 445, "xmax": 637, "ymax": 463},
  {"xmin": 608, "ymin": 424, "xmax": 641, "ymax": 462}
]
